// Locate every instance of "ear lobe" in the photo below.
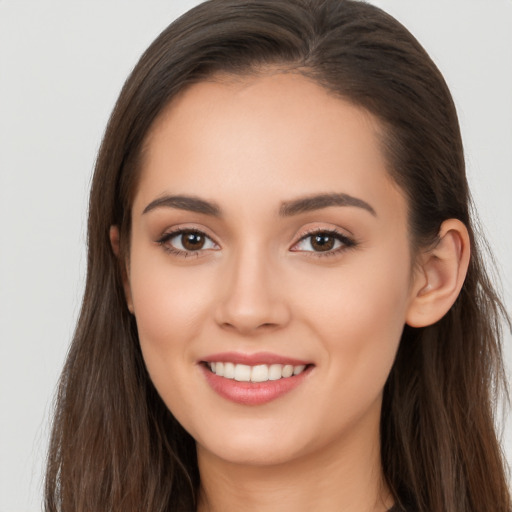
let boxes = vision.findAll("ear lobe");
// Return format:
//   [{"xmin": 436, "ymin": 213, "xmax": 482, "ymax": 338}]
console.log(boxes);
[
  {"xmin": 109, "ymin": 225, "xmax": 134, "ymax": 314},
  {"xmin": 406, "ymin": 219, "xmax": 470, "ymax": 328},
  {"xmin": 109, "ymin": 225, "xmax": 121, "ymax": 257}
]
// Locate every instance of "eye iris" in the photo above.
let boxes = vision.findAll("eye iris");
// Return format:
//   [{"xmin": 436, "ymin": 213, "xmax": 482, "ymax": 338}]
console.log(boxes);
[
  {"xmin": 182, "ymin": 232, "xmax": 205, "ymax": 250},
  {"xmin": 311, "ymin": 234, "xmax": 335, "ymax": 251}
]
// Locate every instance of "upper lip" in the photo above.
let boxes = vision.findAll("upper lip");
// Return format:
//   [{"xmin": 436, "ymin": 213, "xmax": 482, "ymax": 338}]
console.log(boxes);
[{"xmin": 200, "ymin": 351, "xmax": 312, "ymax": 366}]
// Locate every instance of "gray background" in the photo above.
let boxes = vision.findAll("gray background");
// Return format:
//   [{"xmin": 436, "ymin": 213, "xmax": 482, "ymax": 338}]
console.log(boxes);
[{"xmin": 1, "ymin": 1, "xmax": 511, "ymax": 510}]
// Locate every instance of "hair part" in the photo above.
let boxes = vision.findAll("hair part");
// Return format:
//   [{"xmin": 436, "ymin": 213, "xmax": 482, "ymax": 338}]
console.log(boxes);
[{"xmin": 45, "ymin": 1, "xmax": 511, "ymax": 511}]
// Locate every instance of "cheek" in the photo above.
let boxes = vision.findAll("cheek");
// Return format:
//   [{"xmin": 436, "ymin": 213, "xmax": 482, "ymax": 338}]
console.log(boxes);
[
  {"xmin": 297, "ymin": 244, "xmax": 412, "ymax": 385},
  {"xmin": 128, "ymin": 256, "xmax": 219, "ymax": 426},
  {"xmin": 128, "ymin": 251, "xmax": 216, "ymax": 366}
]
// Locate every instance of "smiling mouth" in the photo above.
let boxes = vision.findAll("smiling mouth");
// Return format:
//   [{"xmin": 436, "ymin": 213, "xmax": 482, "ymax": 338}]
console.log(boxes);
[
  {"xmin": 200, "ymin": 357, "xmax": 313, "ymax": 405},
  {"xmin": 204, "ymin": 362, "xmax": 309, "ymax": 382}
]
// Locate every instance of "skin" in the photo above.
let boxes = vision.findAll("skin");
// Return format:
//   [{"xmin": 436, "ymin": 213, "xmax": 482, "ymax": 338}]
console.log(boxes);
[{"xmin": 113, "ymin": 72, "xmax": 470, "ymax": 512}]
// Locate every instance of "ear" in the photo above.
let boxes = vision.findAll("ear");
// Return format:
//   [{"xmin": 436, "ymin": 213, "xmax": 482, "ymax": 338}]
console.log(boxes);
[
  {"xmin": 109, "ymin": 225, "xmax": 134, "ymax": 314},
  {"xmin": 406, "ymin": 219, "xmax": 470, "ymax": 328}
]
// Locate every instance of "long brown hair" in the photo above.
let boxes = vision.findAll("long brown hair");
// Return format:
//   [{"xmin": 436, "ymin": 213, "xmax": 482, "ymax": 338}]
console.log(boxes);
[{"xmin": 45, "ymin": 1, "xmax": 511, "ymax": 510}]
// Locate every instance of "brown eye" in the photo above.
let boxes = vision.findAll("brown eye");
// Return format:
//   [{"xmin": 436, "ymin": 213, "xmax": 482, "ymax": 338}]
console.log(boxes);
[
  {"xmin": 160, "ymin": 229, "xmax": 218, "ymax": 254},
  {"xmin": 310, "ymin": 234, "xmax": 335, "ymax": 252},
  {"xmin": 181, "ymin": 231, "xmax": 205, "ymax": 251},
  {"xmin": 291, "ymin": 230, "xmax": 355, "ymax": 254}
]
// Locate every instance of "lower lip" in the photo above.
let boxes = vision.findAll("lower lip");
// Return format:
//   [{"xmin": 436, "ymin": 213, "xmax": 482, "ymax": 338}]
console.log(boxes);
[{"xmin": 201, "ymin": 365, "xmax": 312, "ymax": 405}]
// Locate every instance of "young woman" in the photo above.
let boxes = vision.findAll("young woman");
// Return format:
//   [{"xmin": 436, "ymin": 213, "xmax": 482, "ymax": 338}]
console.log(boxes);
[{"xmin": 45, "ymin": 0, "xmax": 511, "ymax": 511}]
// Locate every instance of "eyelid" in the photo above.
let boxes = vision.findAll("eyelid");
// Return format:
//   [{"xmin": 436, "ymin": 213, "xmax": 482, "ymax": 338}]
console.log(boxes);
[
  {"xmin": 156, "ymin": 225, "xmax": 221, "ymax": 257},
  {"xmin": 290, "ymin": 226, "xmax": 357, "ymax": 254},
  {"xmin": 156, "ymin": 223, "xmax": 220, "ymax": 243},
  {"xmin": 155, "ymin": 223, "xmax": 356, "ymax": 257}
]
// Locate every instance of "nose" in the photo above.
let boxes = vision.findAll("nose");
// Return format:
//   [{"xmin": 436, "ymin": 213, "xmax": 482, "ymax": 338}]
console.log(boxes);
[{"xmin": 214, "ymin": 246, "xmax": 291, "ymax": 335}]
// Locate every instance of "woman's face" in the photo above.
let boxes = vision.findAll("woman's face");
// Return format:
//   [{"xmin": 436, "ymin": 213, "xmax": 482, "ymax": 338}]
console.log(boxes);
[{"xmin": 126, "ymin": 73, "xmax": 421, "ymax": 467}]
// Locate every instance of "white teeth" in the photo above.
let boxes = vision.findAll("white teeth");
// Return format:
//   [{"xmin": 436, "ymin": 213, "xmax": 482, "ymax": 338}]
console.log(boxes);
[
  {"xmin": 268, "ymin": 364, "xmax": 282, "ymax": 381},
  {"xmin": 224, "ymin": 362, "xmax": 235, "ymax": 379},
  {"xmin": 251, "ymin": 364, "xmax": 269, "ymax": 382},
  {"xmin": 282, "ymin": 365, "xmax": 294, "ymax": 378},
  {"xmin": 293, "ymin": 364, "xmax": 306, "ymax": 375},
  {"xmin": 208, "ymin": 362, "xmax": 307, "ymax": 381},
  {"xmin": 234, "ymin": 364, "xmax": 251, "ymax": 382}
]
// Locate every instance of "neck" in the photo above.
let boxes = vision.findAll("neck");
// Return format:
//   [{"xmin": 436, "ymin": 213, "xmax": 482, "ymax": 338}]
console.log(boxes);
[{"xmin": 196, "ymin": 417, "xmax": 393, "ymax": 512}]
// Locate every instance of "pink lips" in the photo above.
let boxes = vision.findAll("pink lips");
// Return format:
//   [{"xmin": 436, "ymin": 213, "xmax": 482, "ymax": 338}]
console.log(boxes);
[{"xmin": 200, "ymin": 352, "xmax": 312, "ymax": 406}]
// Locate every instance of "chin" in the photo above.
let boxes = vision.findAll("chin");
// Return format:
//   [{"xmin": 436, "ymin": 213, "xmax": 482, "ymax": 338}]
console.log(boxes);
[
  {"xmin": 202, "ymin": 439, "xmax": 304, "ymax": 467},
  {"xmin": 193, "ymin": 417, "xmax": 320, "ymax": 468}
]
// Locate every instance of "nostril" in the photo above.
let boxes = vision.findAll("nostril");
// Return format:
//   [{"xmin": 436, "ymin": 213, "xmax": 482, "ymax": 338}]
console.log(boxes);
[
  {"xmin": 219, "ymin": 320, "xmax": 281, "ymax": 333},
  {"xmin": 259, "ymin": 322, "xmax": 279, "ymax": 329}
]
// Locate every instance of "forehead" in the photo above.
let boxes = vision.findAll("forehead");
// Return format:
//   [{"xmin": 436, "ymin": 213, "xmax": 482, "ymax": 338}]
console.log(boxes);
[{"xmin": 134, "ymin": 72, "xmax": 405, "ymax": 221}]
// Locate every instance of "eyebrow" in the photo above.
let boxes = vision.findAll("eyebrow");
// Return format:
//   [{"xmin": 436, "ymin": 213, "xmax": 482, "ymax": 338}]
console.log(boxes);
[
  {"xmin": 142, "ymin": 195, "xmax": 221, "ymax": 216},
  {"xmin": 279, "ymin": 193, "xmax": 376, "ymax": 217},
  {"xmin": 142, "ymin": 192, "xmax": 376, "ymax": 218}
]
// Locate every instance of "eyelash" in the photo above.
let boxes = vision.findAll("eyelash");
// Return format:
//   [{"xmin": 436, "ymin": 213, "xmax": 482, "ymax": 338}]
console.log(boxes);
[
  {"xmin": 291, "ymin": 228, "xmax": 357, "ymax": 257},
  {"xmin": 157, "ymin": 228, "xmax": 218, "ymax": 258},
  {"xmin": 156, "ymin": 227, "xmax": 357, "ymax": 258}
]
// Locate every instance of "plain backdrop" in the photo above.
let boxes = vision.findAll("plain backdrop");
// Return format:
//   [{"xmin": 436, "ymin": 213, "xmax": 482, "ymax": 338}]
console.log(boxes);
[{"xmin": 1, "ymin": 1, "xmax": 511, "ymax": 510}]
